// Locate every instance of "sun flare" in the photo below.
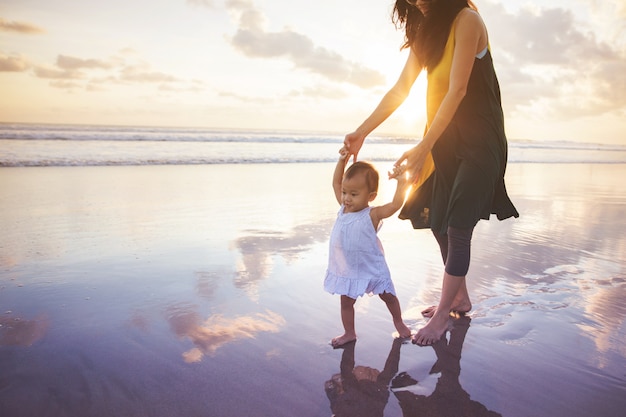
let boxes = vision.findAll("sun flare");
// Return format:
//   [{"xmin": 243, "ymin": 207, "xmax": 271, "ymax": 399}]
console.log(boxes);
[{"xmin": 393, "ymin": 72, "xmax": 428, "ymax": 133}]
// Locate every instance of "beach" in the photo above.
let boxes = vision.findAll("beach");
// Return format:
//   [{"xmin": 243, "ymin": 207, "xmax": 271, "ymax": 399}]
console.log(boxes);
[{"xmin": 1, "ymin": 161, "xmax": 625, "ymax": 417}]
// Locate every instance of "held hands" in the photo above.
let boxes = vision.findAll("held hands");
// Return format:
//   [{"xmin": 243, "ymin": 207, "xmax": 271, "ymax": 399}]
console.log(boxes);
[
  {"xmin": 394, "ymin": 141, "xmax": 430, "ymax": 184},
  {"xmin": 388, "ymin": 164, "xmax": 409, "ymax": 193},
  {"xmin": 343, "ymin": 131, "xmax": 366, "ymax": 162},
  {"xmin": 388, "ymin": 164, "xmax": 406, "ymax": 180},
  {"xmin": 338, "ymin": 146, "xmax": 350, "ymax": 161}
]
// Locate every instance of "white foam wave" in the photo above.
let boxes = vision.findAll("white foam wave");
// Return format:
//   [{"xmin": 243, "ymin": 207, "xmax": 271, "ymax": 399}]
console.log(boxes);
[{"xmin": 1, "ymin": 123, "xmax": 625, "ymax": 166}]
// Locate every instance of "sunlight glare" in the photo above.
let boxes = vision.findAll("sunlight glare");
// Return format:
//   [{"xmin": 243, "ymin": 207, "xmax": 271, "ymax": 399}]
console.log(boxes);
[{"xmin": 392, "ymin": 72, "xmax": 428, "ymax": 133}]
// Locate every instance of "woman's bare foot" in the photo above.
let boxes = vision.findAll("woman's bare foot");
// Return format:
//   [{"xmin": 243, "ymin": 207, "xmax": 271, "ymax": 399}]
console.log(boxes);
[
  {"xmin": 394, "ymin": 320, "xmax": 412, "ymax": 339},
  {"xmin": 421, "ymin": 300, "xmax": 472, "ymax": 318},
  {"xmin": 421, "ymin": 306, "xmax": 437, "ymax": 318},
  {"xmin": 331, "ymin": 333, "xmax": 357, "ymax": 348},
  {"xmin": 412, "ymin": 314, "xmax": 449, "ymax": 346}
]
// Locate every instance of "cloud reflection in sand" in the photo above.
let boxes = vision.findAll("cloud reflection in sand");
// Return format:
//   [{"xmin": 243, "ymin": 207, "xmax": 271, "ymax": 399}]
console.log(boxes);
[
  {"xmin": 166, "ymin": 305, "xmax": 286, "ymax": 363},
  {"xmin": 577, "ymin": 275, "xmax": 626, "ymax": 366},
  {"xmin": 0, "ymin": 314, "xmax": 49, "ymax": 347},
  {"xmin": 231, "ymin": 219, "xmax": 331, "ymax": 300}
]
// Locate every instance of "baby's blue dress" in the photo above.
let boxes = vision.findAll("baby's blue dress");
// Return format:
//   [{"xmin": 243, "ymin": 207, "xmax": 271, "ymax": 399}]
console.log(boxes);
[{"xmin": 324, "ymin": 205, "xmax": 397, "ymax": 299}]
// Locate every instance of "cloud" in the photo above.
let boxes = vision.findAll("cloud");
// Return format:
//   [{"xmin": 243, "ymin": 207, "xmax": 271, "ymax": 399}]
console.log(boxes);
[
  {"xmin": 33, "ymin": 65, "xmax": 82, "ymax": 80},
  {"xmin": 119, "ymin": 65, "xmax": 178, "ymax": 83},
  {"xmin": 232, "ymin": 219, "xmax": 331, "ymax": 300},
  {"xmin": 0, "ymin": 17, "xmax": 44, "ymax": 34},
  {"xmin": 0, "ymin": 53, "xmax": 30, "ymax": 72},
  {"xmin": 27, "ymin": 51, "xmax": 200, "ymax": 93},
  {"xmin": 166, "ymin": 306, "xmax": 286, "ymax": 362},
  {"xmin": 486, "ymin": 4, "xmax": 616, "ymax": 65},
  {"xmin": 482, "ymin": 2, "xmax": 626, "ymax": 118},
  {"xmin": 57, "ymin": 55, "xmax": 113, "ymax": 70},
  {"xmin": 0, "ymin": 314, "xmax": 49, "ymax": 347},
  {"xmin": 224, "ymin": 0, "xmax": 385, "ymax": 88},
  {"xmin": 50, "ymin": 80, "xmax": 83, "ymax": 90}
]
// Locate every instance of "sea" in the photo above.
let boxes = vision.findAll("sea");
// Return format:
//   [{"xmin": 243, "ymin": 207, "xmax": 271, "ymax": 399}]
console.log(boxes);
[{"xmin": 1, "ymin": 122, "xmax": 625, "ymax": 167}]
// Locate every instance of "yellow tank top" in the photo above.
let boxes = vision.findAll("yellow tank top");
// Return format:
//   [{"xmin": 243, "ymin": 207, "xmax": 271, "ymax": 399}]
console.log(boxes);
[{"xmin": 411, "ymin": 20, "xmax": 456, "ymax": 189}]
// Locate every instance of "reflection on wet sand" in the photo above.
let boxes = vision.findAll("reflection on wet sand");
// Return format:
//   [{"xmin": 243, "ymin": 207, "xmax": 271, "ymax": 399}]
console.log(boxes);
[
  {"xmin": 325, "ymin": 338, "xmax": 403, "ymax": 416},
  {"xmin": 194, "ymin": 270, "xmax": 222, "ymax": 301},
  {"xmin": 232, "ymin": 219, "xmax": 330, "ymax": 299},
  {"xmin": 0, "ymin": 314, "xmax": 49, "ymax": 347},
  {"xmin": 473, "ymin": 170, "xmax": 626, "ymax": 364},
  {"xmin": 325, "ymin": 318, "xmax": 502, "ymax": 417},
  {"xmin": 393, "ymin": 317, "xmax": 501, "ymax": 416},
  {"xmin": 166, "ymin": 305, "xmax": 286, "ymax": 363},
  {"xmin": 578, "ymin": 276, "xmax": 626, "ymax": 365}
]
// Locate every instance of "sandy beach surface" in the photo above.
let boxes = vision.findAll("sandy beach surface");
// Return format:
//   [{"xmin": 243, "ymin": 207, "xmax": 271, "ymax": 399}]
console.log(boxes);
[{"xmin": 1, "ymin": 162, "xmax": 625, "ymax": 417}]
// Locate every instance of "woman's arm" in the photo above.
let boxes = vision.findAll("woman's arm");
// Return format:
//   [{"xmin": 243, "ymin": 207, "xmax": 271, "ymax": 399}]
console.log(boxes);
[{"xmin": 344, "ymin": 50, "xmax": 423, "ymax": 161}]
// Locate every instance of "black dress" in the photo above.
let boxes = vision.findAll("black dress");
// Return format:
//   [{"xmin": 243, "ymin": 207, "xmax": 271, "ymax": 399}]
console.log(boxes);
[{"xmin": 399, "ymin": 48, "xmax": 519, "ymax": 233}]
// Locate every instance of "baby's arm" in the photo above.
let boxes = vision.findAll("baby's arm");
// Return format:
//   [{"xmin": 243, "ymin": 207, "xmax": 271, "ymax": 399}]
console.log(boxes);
[
  {"xmin": 332, "ymin": 147, "xmax": 349, "ymax": 205},
  {"xmin": 370, "ymin": 165, "xmax": 409, "ymax": 223}
]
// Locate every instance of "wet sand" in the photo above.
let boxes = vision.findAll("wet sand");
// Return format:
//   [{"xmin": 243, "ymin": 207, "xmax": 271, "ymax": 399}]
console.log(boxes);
[{"xmin": 0, "ymin": 162, "xmax": 625, "ymax": 417}]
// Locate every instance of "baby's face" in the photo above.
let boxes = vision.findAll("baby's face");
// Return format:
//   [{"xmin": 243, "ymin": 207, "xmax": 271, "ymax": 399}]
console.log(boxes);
[{"xmin": 341, "ymin": 174, "xmax": 375, "ymax": 213}]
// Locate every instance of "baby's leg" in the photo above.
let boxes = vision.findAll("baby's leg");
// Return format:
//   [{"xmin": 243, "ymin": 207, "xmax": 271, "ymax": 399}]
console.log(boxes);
[
  {"xmin": 331, "ymin": 295, "xmax": 357, "ymax": 347},
  {"xmin": 379, "ymin": 292, "xmax": 412, "ymax": 338}
]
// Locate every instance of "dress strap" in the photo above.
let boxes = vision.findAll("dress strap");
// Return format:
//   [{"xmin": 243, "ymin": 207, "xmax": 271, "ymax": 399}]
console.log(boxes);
[{"xmin": 476, "ymin": 46, "xmax": 488, "ymax": 59}]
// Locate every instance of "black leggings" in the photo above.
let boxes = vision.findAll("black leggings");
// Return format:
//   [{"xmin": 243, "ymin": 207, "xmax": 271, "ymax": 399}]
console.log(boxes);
[{"xmin": 432, "ymin": 226, "xmax": 474, "ymax": 277}]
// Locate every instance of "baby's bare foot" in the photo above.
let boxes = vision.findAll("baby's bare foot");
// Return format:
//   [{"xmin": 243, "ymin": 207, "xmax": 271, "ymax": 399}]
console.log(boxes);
[
  {"xmin": 395, "ymin": 321, "xmax": 412, "ymax": 339},
  {"xmin": 330, "ymin": 333, "xmax": 357, "ymax": 348}
]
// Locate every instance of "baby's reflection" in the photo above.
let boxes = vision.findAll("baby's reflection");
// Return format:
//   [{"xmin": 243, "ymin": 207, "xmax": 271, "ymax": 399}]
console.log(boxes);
[
  {"xmin": 325, "ymin": 337, "xmax": 404, "ymax": 417},
  {"xmin": 325, "ymin": 317, "xmax": 502, "ymax": 417}
]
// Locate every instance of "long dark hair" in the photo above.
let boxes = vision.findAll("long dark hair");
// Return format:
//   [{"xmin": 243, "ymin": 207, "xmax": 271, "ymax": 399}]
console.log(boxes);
[{"xmin": 392, "ymin": 0, "xmax": 476, "ymax": 70}]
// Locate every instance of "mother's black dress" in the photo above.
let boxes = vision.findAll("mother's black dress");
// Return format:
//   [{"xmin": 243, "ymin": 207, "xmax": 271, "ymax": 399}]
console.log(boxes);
[{"xmin": 399, "ymin": 15, "xmax": 519, "ymax": 233}]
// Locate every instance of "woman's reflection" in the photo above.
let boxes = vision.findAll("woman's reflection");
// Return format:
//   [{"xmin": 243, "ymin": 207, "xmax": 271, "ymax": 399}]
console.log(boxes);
[{"xmin": 393, "ymin": 316, "xmax": 502, "ymax": 416}]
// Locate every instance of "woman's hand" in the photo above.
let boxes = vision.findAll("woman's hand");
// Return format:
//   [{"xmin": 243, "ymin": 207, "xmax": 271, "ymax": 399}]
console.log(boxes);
[
  {"xmin": 395, "ymin": 141, "xmax": 431, "ymax": 184},
  {"xmin": 343, "ymin": 131, "xmax": 366, "ymax": 162}
]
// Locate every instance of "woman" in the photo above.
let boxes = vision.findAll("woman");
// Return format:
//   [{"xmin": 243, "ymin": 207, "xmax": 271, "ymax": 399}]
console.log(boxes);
[{"xmin": 343, "ymin": 0, "xmax": 519, "ymax": 346}]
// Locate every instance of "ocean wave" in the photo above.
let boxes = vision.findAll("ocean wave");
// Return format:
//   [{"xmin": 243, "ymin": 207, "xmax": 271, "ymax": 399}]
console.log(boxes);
[
  {"xmin": 0, "ymin": 123, "xmax": 415, "ymax": 145},
  {"xmin": 1, "ymin": 123, "xmax": 625, "ymax": 166},
  {"xmin": 3, "ymin": 153, "xmax": 626, "ymax": 167}
]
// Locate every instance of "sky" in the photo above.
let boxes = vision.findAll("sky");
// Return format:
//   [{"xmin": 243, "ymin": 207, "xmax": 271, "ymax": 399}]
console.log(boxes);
[{"xmin": 1, "ymin": 0, "xmax": 625, "ymax": 144}]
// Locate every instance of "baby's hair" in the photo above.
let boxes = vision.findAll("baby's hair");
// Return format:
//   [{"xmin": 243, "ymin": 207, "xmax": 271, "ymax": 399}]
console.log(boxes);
[{"xmin": 344, "ymin": 161, "xmax": 379, "ymax": 193}]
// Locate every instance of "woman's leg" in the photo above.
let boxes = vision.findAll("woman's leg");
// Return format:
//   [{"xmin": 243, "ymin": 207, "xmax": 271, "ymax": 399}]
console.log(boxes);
[
  {"xmin": 414, "ymin": 226, "xmax": 473, "ymax": 345},
  {"xmin": 379, "ymin": 292, "xmax": 412, "ymax": 338},
  {"xmin": 414, "ymin": 271, "xmax": 464, "ymax": 345},
  {"xmin": 433, "ymin": 229, "xmax": 449, "ymax": 264},
  {"xmin": 444, "ymin": 226, "xmax": 473, "ymax": 313},
  {"xmin": 422, "ymin": 228, "xmax": 472, "ymax": 317},
  {"xmin": 332, "ymin": 295, "xmax": 357, "ymax": 347}
]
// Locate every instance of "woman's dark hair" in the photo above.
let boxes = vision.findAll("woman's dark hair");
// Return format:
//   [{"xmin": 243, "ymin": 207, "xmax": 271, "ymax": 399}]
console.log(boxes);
[{"xmin": 393, "ymin": 0, "xmax": 476, "ymax": 70}]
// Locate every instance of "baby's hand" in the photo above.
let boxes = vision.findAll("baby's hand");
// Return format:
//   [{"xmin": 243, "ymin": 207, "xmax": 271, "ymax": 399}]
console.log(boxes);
[
  {"xmin": 388, "ymin": 164, "xmax": 407, "ymax": 181},
  {"xmin": 338, "ymin": 146, "xmax": 349, "ymax": 161}
]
